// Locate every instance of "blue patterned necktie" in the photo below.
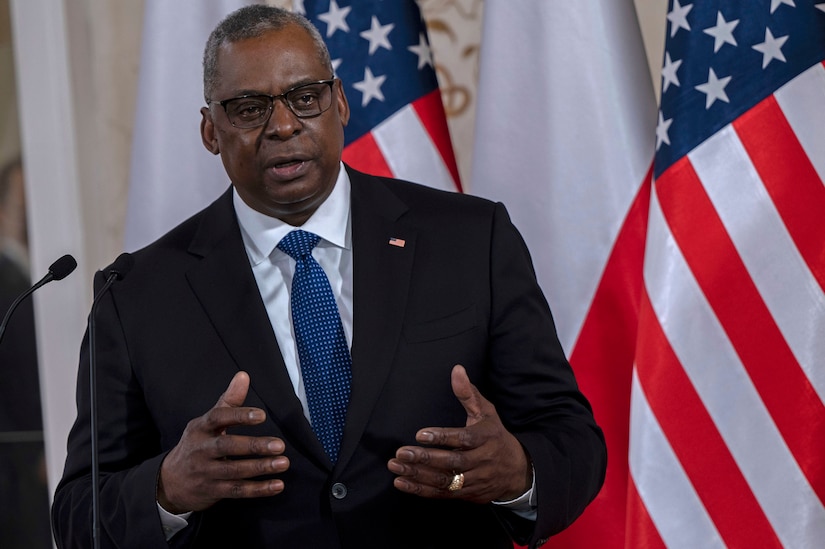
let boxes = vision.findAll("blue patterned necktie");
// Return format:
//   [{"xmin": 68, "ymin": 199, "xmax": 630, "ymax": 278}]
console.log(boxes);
[{"xmin": 277, "ymin": 229, "xmax": 351, "ymax": 462}]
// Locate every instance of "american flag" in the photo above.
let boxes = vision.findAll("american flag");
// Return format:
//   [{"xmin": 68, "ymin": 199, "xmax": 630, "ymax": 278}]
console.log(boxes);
[
  {"xmin": 630, "ymin": 1, "xmax": 825, "ymax": 547},
  {"xmin": 296, "ymin": 0, "xmax": 461, "ymax": 192}
]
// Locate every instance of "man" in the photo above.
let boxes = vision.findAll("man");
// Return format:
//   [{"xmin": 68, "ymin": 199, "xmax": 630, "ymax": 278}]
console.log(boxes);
[{"xmin": 52, "ymin": 6, "xmax": 605, "ymax": 548}]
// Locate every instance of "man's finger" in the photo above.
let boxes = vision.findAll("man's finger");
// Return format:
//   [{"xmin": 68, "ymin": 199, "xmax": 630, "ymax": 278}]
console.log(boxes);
[
  {"xmin": 213, "ymin": 434, "xmax": 285, "ymax": 458},
  {"xmin": 216, "ymin": 371, "xmax": 251, "ymax": 409},
  {"xmin": 451, "ymin": 364, "xmax": 484, "ymax": 419}
]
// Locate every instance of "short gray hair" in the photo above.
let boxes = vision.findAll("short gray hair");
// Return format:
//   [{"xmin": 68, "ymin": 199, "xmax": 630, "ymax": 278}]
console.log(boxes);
[{"xmin": 203, "ymin": 5, "xmax": 332, "ymax": 102}]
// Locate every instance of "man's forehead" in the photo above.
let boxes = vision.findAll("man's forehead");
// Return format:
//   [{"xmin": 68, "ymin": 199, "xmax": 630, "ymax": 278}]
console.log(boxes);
[
  {"xmin": 218, "ymin": 25, "xmax": 312, "ymax": 56},
  {"xmin": 217, "ymin": 29, "xmax": 322, "ymax": 70}
]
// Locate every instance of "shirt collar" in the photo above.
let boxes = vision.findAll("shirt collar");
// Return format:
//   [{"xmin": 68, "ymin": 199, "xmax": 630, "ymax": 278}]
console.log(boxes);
[{"xmin": 233, "ymin": 162, "xmax": 351, "ymax": 266}]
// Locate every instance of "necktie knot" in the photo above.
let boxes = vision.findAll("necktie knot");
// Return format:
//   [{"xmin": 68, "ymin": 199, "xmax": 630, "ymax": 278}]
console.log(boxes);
[{"xmin": 277, "ymin": 229, "xmax": 320, "ymax": 260}]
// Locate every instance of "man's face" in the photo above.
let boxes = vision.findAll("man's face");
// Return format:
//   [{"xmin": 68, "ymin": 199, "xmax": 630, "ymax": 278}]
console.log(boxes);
[{"xmin": 201, "ymin": 25, "xmax": 349, "ymax": 226}]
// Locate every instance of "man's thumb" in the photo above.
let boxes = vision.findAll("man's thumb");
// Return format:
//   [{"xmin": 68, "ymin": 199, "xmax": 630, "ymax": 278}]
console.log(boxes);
[
  {"xmin": 451, "ymin": 364, "xmax": 483, "ymax": 416},
  {"xmin": 217, "ymin": 371, "xmax": 251, "ymax": 408}
]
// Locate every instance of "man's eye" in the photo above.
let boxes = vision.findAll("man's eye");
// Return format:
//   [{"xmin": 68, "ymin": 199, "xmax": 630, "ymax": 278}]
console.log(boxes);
[
  {"xmin": 230, "ymin": 100, "xmax": 269, "ymax": 118},
  {"xmin": 292, "ymin": 92, "xmax": 319, "ymax": 107}
]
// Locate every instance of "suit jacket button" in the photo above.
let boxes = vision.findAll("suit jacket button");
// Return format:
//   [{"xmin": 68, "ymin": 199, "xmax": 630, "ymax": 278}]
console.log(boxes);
[{"xmin": 331, "ymin": 483, "xmax": 347, "ymax": 499}]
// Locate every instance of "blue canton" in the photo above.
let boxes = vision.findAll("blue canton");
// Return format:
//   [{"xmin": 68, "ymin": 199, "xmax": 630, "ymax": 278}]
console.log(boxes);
[
  {"xmin": 278, "ymin": 230, "xmax": 352, "ymax": 462},
  {"xmin": 298, "ymin": 0, "xmax": 440, "ymax": 147},
  {"xmin": 655, "ymin": 0, "xmax": 825, "ymax": 177}
]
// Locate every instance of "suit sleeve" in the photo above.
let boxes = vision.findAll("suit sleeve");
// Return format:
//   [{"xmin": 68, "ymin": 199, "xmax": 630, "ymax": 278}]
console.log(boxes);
[
  {"xmin": 485, "ymin": 202, "xmax": 607, "ymax": 547},
  {"xmin": 51, "ymin": 270, "xmax": 174, "ymax": 548}
]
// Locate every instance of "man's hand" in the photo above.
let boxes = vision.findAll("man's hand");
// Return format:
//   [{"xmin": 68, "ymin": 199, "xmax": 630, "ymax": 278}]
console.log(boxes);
[
  {"xmin": 157, "ymin": 371, "xmax": 289, "ymax": 514},
  {"xmin": 387, "ymin": 365, "xmax": 532, "ymax": 504}
]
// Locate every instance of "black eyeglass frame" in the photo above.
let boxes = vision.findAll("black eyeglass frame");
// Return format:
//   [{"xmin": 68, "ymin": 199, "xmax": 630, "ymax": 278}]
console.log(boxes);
[{"xmin": 208, "ymin": 78, "xmax": 337, "ymax": 128}]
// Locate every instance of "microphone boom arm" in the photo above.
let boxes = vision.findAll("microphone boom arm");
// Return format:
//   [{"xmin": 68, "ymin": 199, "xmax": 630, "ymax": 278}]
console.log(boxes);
[{"xmin": 0, "ymin": 254, "xmax": 77, "ymax": 346}]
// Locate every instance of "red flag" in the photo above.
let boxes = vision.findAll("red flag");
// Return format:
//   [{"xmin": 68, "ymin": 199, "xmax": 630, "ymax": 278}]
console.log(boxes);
[{"xmin": 629, "ymin": 1, "xmax": 825, "ymax": 546}]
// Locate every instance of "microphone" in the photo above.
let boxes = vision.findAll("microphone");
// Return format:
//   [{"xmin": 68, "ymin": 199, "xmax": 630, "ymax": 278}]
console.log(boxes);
[
  {"xmin": 0, "ymin": 253, "xmax": 77, "ymax": 346},
  {"xmin": 88, "ymin": 252, "xmax": 133, "ymax": 549}
]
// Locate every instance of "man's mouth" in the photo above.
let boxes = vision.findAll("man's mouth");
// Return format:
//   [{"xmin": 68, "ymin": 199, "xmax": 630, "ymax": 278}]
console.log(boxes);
[
  {"xmin": 274, "ymin": 159, "xmax": 302, "ymax": 168},
  {"xmin": 267, "ymin": 158, "xmax": 307, "ymax": 179}
]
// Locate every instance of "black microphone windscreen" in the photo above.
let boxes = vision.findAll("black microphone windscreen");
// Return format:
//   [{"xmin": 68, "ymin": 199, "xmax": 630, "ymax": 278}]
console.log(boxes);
[
  {"xmin": 104, "ymin": 253, "xmax": 134, "ymax": 281},
  {"xmin": 49, "ymin": 254, "xmax": 78, "ymax": 281}
]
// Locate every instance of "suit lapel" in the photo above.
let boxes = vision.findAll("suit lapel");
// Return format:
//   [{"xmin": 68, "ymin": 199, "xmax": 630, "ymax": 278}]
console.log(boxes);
[
  {"xmin": 337, "ymin": 168, "xmax": 416, "ymax": 469},
  {"xmin": 185, "ymin": 190, "xmax": 328, "ymax": 465}
]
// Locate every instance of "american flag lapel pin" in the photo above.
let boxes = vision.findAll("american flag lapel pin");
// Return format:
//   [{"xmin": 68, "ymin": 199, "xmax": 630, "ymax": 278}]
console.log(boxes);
[{"xmin": 388, "ymin": 237, "xmax": 406, "ymax": 248}]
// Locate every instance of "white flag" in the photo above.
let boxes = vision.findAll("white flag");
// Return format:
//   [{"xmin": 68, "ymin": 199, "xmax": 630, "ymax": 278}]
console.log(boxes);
[
  {"xmin": 471, "ymin": 1, "xmax": 656, "ymax": 546},
  {"xmin": 125, "ymin": 1, "xmax": 256, "ymax": 252}
]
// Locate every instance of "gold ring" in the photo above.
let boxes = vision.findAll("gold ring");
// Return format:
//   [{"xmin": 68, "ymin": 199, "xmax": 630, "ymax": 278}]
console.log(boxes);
[{"xmin": 447, "ymin": 472, "xmax": 465, "ymax": 492}]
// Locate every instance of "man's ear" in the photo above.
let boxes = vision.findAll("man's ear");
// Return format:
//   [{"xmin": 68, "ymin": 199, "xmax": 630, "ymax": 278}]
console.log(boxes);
[{"xmin": 200, "ymin": 106, "xmax": 220, "ymax": 155}]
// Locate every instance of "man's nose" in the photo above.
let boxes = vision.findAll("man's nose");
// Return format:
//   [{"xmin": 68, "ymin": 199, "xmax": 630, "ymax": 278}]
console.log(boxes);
[{"xmin": 263, "ymin": 98, "xmax": 301, "ymax": 137}]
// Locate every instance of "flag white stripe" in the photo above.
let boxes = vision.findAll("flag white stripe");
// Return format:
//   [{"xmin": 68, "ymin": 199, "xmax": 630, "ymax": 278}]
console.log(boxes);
[
  {"xmin": 470, "ymin": 0, "xmax": 655, "ymax": 354},
  {"xmin": 774, "ymin": 63, "xmax": 825, "ymax": 185},
  {"xmin": 690, "ymin": 125, "xmax": 825, "ymax": 404},
  {"xmin": 644, "ymin": 188, "xmax": 825, "ymax": 547},
  {"xmin": 629, "ymin": 369, "xmax": 724, "ymax": 549},
  {"xmin": 371, "ymin": 104, "xmax": 454, "ymax": 192}
]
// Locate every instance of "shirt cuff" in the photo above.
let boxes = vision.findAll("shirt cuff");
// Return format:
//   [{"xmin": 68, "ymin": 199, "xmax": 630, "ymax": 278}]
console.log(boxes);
[
  {"xmin": 157, "ymin": 502, "xmax": 192, "ymax": 541},
  {"xmin": 491, "ymin": 464, "xmax": 538, "ymax": 521}
]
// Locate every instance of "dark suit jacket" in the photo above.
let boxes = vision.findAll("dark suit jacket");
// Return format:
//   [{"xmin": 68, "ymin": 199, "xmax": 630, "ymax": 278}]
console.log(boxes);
[{"xmin": 52, "ymin": 166, "xmax": 606, "ymax": 548}]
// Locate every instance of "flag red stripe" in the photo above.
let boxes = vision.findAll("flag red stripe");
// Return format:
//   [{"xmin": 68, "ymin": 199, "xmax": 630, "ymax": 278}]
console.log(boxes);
[
  {"xmin": 411, "ymin": 90, "xmax": 462, "ymax": 191},
  {"xmin": 635, "ymin": 290, "xmax": 783, "ymax": 548},
  {"xmin": 544, "ymin": 166, "xmax": 653, "ymax": 548},
  {"xmin": 732, "ymin": 95, "xmax": 825, "ymax": 293},
  {"xmin": 656, "ymin": 159, "xmax": 825, "ymax": 506},
  {"xmin": 342, "ymin": 131, "xmax": 394, "ymax": 178},
  {"xmin": 625, "ymin": 476, "xmax": 668, "ymax": 549}
]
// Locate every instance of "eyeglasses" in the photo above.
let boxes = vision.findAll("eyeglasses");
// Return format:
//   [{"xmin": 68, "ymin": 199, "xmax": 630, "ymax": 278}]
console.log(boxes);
[{"xmin": 210, "ymin": 79, "xmax": 336, "ymax": 129}]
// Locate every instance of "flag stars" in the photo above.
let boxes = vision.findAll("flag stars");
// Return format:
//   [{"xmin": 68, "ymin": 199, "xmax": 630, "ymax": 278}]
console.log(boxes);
[
  {"xmin": 352, "ymin": 67, "xmax": 386, "ymax": 107},
  {"xmin": 770, "ymin": 0, "xmax": 795, "ymax": 13},
  {"xmin": 318, "ymin": 0, "xmax": 351, "ymax": 37},
  {"xmin": 752, "ymin": 28, "xmax": 788, "ymax": 69},
  {"xmin": 667, "ymin": 0, "xmax": 693, "ymax": 37},
  {"xmin": 695, "ymin": 68, "xmax": 731, "ymax": 109},
  {"xmin": 703, "ymin": 12, "xmax": 739, "ymax": 53},
  {"xmin": 661, "ymin": 52, "xmax": 682, "ymax": 92},
  {"xmin": 817, "ymin": 3, "xmax": 825, "ymax": 12},
  {"xmin": 656, "ymin": 111, "xmax": 673, "ymax": 150},
  {"xmin": 408, "ymin": 33, "xmax": 434, "ymax": 70},
  {"xmin": 360, "ymin": 16, "xmax": 394, "ymax": 55}
]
